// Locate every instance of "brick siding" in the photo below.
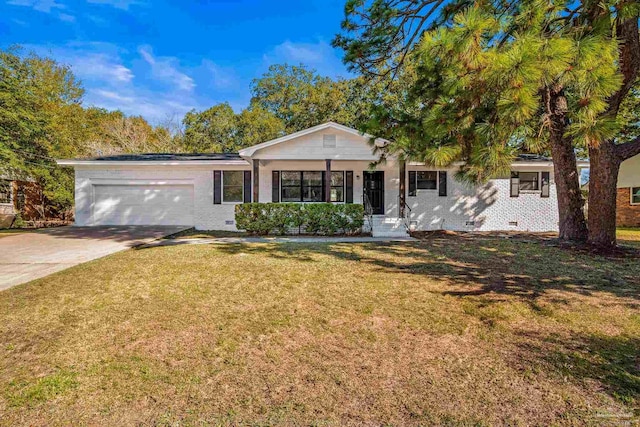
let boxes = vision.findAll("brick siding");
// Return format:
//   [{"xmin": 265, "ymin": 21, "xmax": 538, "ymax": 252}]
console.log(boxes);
[{"xmin": 616, "ymin": 187, "xmax": 640, "ymax": 227}]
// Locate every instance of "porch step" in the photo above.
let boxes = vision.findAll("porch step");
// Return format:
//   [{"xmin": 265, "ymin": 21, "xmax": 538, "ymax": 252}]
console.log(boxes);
[{"xmin": 369, "ymin": 217, "xmax": 409, "ymax": 238}]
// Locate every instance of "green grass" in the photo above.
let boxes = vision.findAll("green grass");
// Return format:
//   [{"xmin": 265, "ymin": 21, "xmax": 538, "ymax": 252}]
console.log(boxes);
[
  {"xmin": 618, "ymin": 227, "xmax": 640, "ymax": 247},
  {"xmin": 0, "ymin": 234, "xmax": 638, "ymax": 425},
  {"xmin": 0, "ymin": 229, "xmax": 33, "ymax": 239}
]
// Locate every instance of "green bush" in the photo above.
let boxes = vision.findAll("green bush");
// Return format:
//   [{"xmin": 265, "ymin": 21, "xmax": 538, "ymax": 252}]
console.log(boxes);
[{"xmin": 235, "ymin": 203, "xmax": 364, "ymax": 235}]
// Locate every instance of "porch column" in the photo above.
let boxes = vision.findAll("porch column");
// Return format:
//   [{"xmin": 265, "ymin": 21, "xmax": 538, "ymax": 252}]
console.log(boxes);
[
  {"xmin": 399, "ymin": 159, "xmax": 406, "ymax": 217},
  {"xmin": 253, "ymin": 160, "xmax": 259, "ymax": 202},
  {"xmin": 325, "ymin": 159, "xmax": 332, "ymax": 202}
]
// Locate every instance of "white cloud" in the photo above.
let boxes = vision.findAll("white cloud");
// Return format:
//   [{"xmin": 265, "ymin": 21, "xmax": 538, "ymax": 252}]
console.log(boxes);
[
  {"xmin": 86, "ymin": 0, "xmax": 145, "ymax": 10},
  {"xmin": 7, "ymin": 0, "xmax": 64, "ymax": 13},
  {"xmin": 271, "ymin": 40, "xmax": 326, "ymax": 64},
  {"xmin": 138, "ymin": 45, "xmax": 196, "ymax": 92},
  {"xmin": 263, "ymin": 39, "xmax": 350, "ymax": 78},
  {"xmin": 46, "ymin": 50, "xmax": 134, "ymax": 85},
  {"xmin": 202, "ymin": 60, "xmax": 238, "ymax": 90},
  {"xmin": 7, "ymin": 0, "xmax": 76, "ymax": 22},
  {"xmin": 58, "ymin": 12, "xmax": 75, "ymax": 22},
  {"xmin": 21, "ymin": 42, "xmax": 238, "ymax": 123},
  {"xmin": 88, "ymin": 88, "xmax": 197, "ymax": 123}
]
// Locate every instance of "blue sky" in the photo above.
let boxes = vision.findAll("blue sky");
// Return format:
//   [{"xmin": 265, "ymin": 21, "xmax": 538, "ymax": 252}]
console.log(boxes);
[{"xmin": 1, "ymin": 0, "xmax": 351, "ymax": 123}]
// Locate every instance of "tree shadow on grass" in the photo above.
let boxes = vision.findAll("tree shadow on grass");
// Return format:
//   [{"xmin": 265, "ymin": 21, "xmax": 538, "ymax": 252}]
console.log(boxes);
[
  {"xmin": 516, "ymin": 331, "xmax": 640, "ymax": 411},
  {"xmin": 210, "ymin": 235, "xmax": 640, "ymax": 303}
]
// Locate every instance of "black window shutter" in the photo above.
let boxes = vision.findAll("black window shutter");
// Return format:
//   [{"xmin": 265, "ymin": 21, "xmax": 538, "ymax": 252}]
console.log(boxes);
[
  {"xmin": 345, "ymin": 171, "xmax": 354, "ymax": 203},
  {"xmin": 321, "ymin": 171, "xmax": 326, "ymax": 202},
  {"xmin": 438, "ymin": 171, "xmax": 447, "ymax": 197},
  {"xmin": 408, "ymin": 171, "xmax": 417, "ymax": 196},
  {"xmin": 541, "ymin": 171, "xmax": 550, "ymax": 198},
  {"xmin": 213, "ymin": 170, "xmax": 222, "ymax": 204},
  {"xmin": 272, "ymin": 171, "xmax": 280, "ymax": 203},
  {"xmin": 243, "ymin": 170, "xmax": 252, "ymax": 203},
  {"xmin": 510, "ymin": 171, "xmax": 520, "ymax": 197}
]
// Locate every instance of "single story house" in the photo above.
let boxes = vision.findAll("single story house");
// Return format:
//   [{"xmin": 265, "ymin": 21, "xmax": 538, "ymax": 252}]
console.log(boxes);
[
  {"xmin": 616, "ymin": 153, "xmax": 640, "ymax": 227},
  {"xmin": 57, "ymin": 122, "xmax": 583, "ymax": 236}
]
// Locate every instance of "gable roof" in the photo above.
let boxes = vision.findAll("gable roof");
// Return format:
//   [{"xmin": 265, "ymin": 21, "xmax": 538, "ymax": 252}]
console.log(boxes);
[{"xmin": 238, "ymin": 122, "xmax": 389, "ymax": 158}]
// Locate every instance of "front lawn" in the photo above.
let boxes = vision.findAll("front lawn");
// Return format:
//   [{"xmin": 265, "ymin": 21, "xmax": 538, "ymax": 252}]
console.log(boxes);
[
  {"xmin": 0, "ymin": 235, "xmax": 638, "ymax": 425},
  {"xmin": 619, "ymin": 227, "xmax": 640, "ymax": 247}
]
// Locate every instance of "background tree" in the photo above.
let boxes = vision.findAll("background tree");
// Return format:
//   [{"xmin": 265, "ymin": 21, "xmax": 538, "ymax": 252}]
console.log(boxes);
[
  {"xmin": 0, "ymin": 47, "xmax": 84, "ymax": 216},
  {"xmin": 182, "ymin": 103, "xmax": 238, "ymax": 152},
  {"xmin": 0, "ymin": 47, "xmax": 188, "ymax": 218},
  {"xmin": 249, "ymin": 64, "xmax": 368, "ymax": 132}
]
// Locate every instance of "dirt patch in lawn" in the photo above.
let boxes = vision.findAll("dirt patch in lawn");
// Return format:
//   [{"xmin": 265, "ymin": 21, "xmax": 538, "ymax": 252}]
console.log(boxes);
[{"xmin": 0, "ymin": 235, "xmax": 638, "ymax": 425}]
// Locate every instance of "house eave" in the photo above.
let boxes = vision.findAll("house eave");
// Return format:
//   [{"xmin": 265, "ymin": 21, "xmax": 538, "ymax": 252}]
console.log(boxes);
[{"xmin": 56, "ymin": 159, "xmax": 251, "ymax": 167}]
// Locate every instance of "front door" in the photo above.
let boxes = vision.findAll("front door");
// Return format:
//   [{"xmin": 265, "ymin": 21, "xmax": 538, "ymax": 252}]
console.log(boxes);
[{"xmin": 363, "ymin": 171, "xmax": 384, "ymax": 215}]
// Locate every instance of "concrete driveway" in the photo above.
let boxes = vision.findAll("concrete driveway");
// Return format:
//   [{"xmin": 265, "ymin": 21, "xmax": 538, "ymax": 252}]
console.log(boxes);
[{"xmin": 0, "ymin": 226, "xmax": 189, "ymax": 291}]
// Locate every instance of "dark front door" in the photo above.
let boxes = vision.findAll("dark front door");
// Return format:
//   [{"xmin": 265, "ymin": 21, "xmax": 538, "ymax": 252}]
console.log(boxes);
[{"xmin": 363, "ymin": 171, "xmax": 384, "ymax": 215}]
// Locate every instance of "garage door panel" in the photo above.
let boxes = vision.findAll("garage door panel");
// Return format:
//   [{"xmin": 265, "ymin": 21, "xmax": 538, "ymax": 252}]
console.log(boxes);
[{"xmin": 93, "ymin": 185, "xmax": 194, "ymax": 226}]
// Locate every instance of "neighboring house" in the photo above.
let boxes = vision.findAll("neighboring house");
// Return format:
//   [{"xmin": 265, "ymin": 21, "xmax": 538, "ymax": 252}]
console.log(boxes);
[
  {"xmin": 0, "ymin": 176, "xmax": 43, "ymax": 228},
  {"xmin": 57, "ymin": 122, "xmax": 575, "ymax": 236},
  {"xmin": 616, "ymin": 153, "xmax": 640, "ymax": 227}
]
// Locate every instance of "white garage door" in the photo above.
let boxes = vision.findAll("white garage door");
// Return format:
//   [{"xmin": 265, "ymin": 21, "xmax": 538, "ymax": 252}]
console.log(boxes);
[{"xmin": 92, "ymin": 184, "xmax": 195, "ymax": 226}]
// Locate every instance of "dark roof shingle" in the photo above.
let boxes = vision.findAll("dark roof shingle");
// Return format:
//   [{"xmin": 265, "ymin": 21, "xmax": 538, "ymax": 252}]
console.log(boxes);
[{"xmin": 87, "ymin": 153, "xmax": 242, "ymax": 161}]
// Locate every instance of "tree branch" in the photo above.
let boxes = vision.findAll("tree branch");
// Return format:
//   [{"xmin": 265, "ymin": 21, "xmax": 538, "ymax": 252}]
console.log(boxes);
[
  {"xmin": 615, "ymin": 135, "xmax": 640, "ymax": 161},
  {"xmin": 606, "ymin": 17, "xmax": 640, "ymax": 116}
]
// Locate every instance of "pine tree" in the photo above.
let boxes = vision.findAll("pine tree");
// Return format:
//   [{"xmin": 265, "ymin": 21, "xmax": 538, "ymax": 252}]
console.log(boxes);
[{"xmin": 335, "ymin": 0, "xmax": 640, "ymax": 247}]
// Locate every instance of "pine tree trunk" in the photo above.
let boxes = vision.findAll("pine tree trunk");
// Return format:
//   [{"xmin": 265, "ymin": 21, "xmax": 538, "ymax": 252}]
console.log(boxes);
[
  {"xmin": 550, "ymin": 136, "xmax": 588, "ymax": 241},
  {"xmin": 587, "ymin": 142, "xmax": 620, "ymax": 248},
  {"xmin": 545, "ymin": 86, "xmax": 588, "ymax": 242}
]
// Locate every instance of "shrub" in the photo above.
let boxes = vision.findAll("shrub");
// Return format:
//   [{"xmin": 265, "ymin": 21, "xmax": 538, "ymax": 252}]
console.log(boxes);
[{"xmin": 235, "ymin": 203, "xmax": 364, "ymax": 235}]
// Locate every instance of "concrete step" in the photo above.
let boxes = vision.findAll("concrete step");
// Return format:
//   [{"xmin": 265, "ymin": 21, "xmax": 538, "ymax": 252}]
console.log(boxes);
[{"xmin": 370, "ymin": 216, "xmax": 409, "ymax": 238}]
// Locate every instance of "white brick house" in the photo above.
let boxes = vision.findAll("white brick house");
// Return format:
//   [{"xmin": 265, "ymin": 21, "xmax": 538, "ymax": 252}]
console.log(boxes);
[{"xmin": 58, "ymin": 122, "xmax": 579, "ymax": 236}]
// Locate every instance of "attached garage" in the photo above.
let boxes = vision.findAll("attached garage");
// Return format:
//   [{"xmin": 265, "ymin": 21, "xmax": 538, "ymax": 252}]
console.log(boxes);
[{"xmin": 92, "ymin": 184, "xmax": 195, "ymax": 226}]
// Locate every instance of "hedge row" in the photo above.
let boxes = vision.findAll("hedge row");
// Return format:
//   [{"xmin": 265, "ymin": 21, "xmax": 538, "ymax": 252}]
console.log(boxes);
[{"xmin": 235, "ymin": 203, "xmax": 365, "ymax": 235}]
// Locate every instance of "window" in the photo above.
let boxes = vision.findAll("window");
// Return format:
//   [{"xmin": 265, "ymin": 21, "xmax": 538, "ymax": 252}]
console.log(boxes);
[
  {"xmin": 519, "ymin": 172, "xmax": 539, "ymax": 191},
  {"xmin": 302, "ymin": 171, "xmax": 323, "ymax": 202},
  {"xmin": 281, "ymin": 171, "xmax": 302, "ymax": 202},
  {"xmin": 280, "ymin": 171, "xmax": 345, "ymax": 202},
  {"xmin": 0, "ymin": 180, "xmax": 11, "ymax": 204},
  {"xmin": 330, "ymin": 171, "xmax": 344, "ymax": 202},
  {"xmin": 632, "ymin": 187, "xmax": 640, "ymax": 205},
  {"xmin": 222, "ymin": 171, "xmax": 243, "ymax": 203},
  {"xmin": 417, "ymin": 171, "xmax": 437, "ymax": 190}
]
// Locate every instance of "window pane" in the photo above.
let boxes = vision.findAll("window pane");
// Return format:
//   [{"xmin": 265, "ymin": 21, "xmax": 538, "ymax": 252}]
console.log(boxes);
[
  {"xmin": 223, "ymin": 171, "xmax": 243, "ymax": 202},
  {"xmin": 282, "ymin": 186, "xmax": 301, "ymax": 202},
  {"xmin": 331, "ymin": 171, "xmax": 344, "ymax": 186},
  {"xmin": 417, "ymin": 171, "xmax": 437, "ymax": 190},
  {"xmin": 223, "ymin": 171, "xmax": 243, "ymax": 186},
  {"xmin": 632, "ymin": 187, "xmax": 640, "ymax": 204},
  {"xmin": 331, "ymin": 187, "xmax": 344, "ymax": 202},
  {"xmin": 303, "ymin": 186, "xmax": 323, "ymax": 202},
  {"xmin": 519, "ymin": 172, "xmax": 539, "ymax": 191},
  {"xmin": 224, "ymin": 186, "xmax": 243, "ymax": 202},
  {"xmin": 303, "ymin": 171, "xmax": 323, "ymax": 186},
  {"xmin": 0, "ymin": 180, "xmax": 11, "ymax": 204},
  {"xmin": 281, "ymin": 171, "xmax": 301, "ymax": 186}
]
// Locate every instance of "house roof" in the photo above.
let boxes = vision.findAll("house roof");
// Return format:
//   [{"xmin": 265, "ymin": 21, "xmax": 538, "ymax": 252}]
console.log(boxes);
[
  {"xmin": 514, "ymin": 154, "xmax": 552, "ymax": 162},
  {"xmin": 57, "ymin": 152, "xmax": 248, "ymax": 166},
  {"xmin": 81, "ymin": 153, "xmax": 242, "ymax": 162},
  {"xmin": 238, "ymin": 122, "xmax": 389, "ymax": 158}
]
